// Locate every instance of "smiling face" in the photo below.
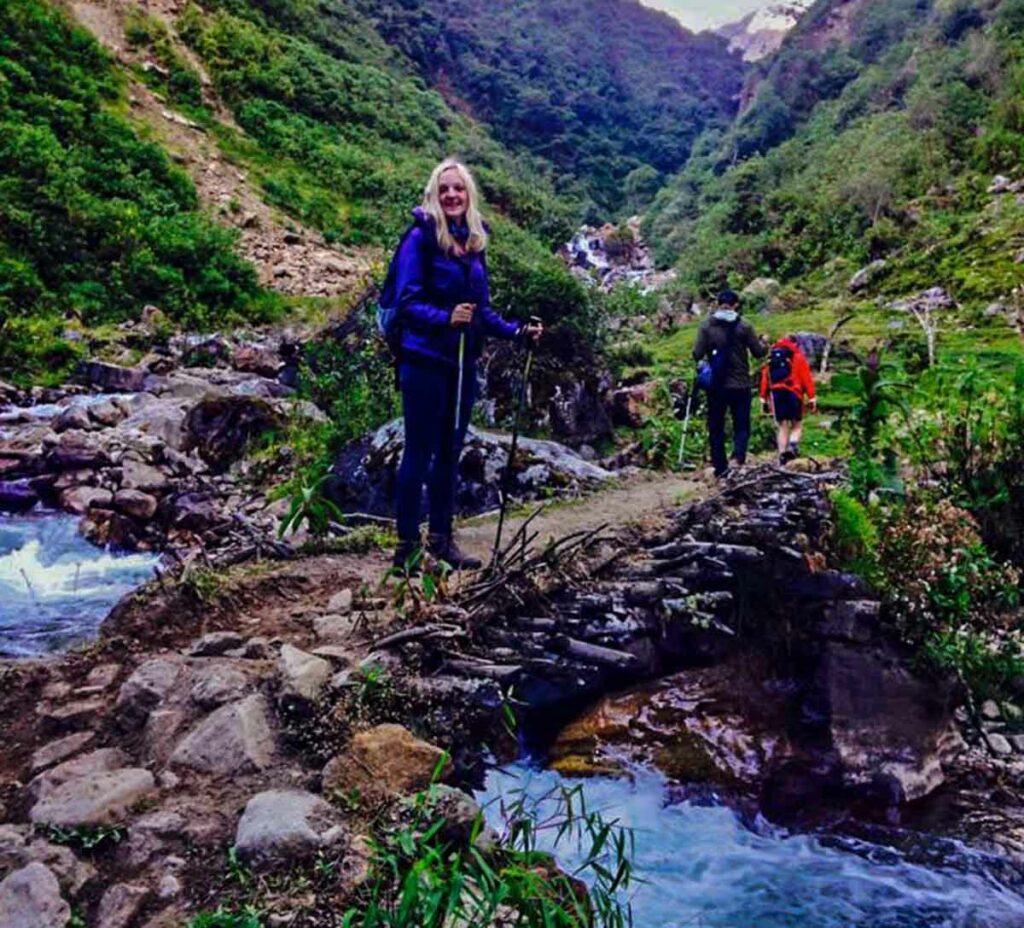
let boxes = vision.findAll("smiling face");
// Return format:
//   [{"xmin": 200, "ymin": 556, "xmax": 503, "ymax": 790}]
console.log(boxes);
[{"xmin": 438, "ymin": 167, "xmax": 469, "ymax": 222}]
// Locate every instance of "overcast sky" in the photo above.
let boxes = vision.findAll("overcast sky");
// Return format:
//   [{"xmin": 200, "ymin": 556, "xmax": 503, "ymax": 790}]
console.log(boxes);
[{"xmin": 641, "ymin": 0, "xmax": 768, "ymax": 30}]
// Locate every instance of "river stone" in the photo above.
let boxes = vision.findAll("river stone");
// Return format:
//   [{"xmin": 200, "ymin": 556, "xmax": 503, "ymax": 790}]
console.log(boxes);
[
  {"xmin": 113, "ymin": 490, "xmax": 159, "ymax": 521},
  {"xmin": 30, "ymin": 732, "xmax": 96, "ymax": 773},
  {"xmin": 987, "ymin": 733, "xmax": 1013, "ymax": 756},
  {"xmin": 89, "ymin": 400, "xmax": 126, "ymax": 428},
  {"xmin": 233, "ymin": 789, "xmax": 343, "ymax": 868},
  {"xmin": 0, "ymin": 478, "xmax": 40, "ymax": 513},
  {"xmin": 80, "ymin": 361, "xmax": 148, "ymax": 393},
  {"xmin": 59, "ymin": 486, "xmax": 113, "ymax": 515},
  {"xmin": 277, "ymin": 645, "xmax": 331, "ymax": 708},
  {"xmin": 53, "ymin": 406, "xmax": 92, "ymax": 433},
  {"xmin": 29, "ymin": 748, "xmax": 129, "ymax": 801},
  {"xmin": 981, "ymin": 700, "xmax": 1002, "ymax": 721},
  {"xmin": 0, "ymin": 863, "xmax": 70, "ymax": 928},
  {"xmin": 170, "ymin": 694, "xmax": 274, "ymax": 775},
  {"xmin": 188, "ymin": 631, "xmax": 245, "ymax": 657},
  {"xmin": 116, "ymin": 658, "xmax": 188, "ymax": 730},
  {"xmin": 120, "ymin": 458, "xmax": 171, "ymax": 493},
  {"xmin": 184, "ymin": 395, "xmax": 283, "ymax": 470},
  {"xmin": 96, "ymin": 882, "xmax": 151, "ymax": 928},
  {"xmin": 190, "ymin": 663, "xmax": 250, "ymax": 709},
  {"xmin": 322, "ymin": 724, "xmax": 451, "ymax": 798},
  {"xmin": 47, "ymin": 432, "xmax": 110, "ymax": 470},
  {"xmin": 822, "ymin": 642, "xmax": 962, "ymax": 802},
  {"xmin": 29, "ymin": 769, "xmax": 157, "ymax": 828}
]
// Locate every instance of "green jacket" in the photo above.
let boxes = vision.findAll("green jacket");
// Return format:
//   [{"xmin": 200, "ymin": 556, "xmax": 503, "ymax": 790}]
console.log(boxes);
[{"xmin": 692, "ymin": 312, "xmax": 767, "ymax": 391}]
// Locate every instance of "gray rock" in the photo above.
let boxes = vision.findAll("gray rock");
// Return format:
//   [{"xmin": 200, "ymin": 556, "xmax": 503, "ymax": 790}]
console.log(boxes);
[
  {"xmin": 312, "ymin": 613, "xmax": 359, "ymax": 643},
  {"xmin": 311, "ymin": 646, "xmax": 353, "ymax": 665},
  {"xmin": 187, "ymin": 631, "xmax": 245, "ymax": 657},
  {"xmin": 59, "ymin": 485, "xmax": 113, "ymax": 515},
  {"xmin": 234, "ymin": 790, "xmax": 342, "ymax": 868},
  {"xmin": 981, "ymin": 700, "xmax": 1002, "ymax": 721},
  {"xmin": 989, "ymin": 174, "xmax": 1013, "ymax": 194},
  {"xmin": 30, "ymin": 732, "xmax": 96, "ymax": 774},
  {"xmin": 89, "ymin": 401, "xmax": 126, "ymax": 428},
  {"xmin": 29, "ymin": 748, "xmax": 129, "ymax": 801},
  {"xmin": 242, "ymin": 637, "xmax": 271, "ymax": 660},
  {"xmin": 142, "ymin": 709, "xmax": 191, "ymax": 765},
  {"xmin": 848, "ymin": 259, "xmax": 887, "ymax": 293},
  {"xmin": 80, "ymin": 361, "xmax": 149, "ymax": 393},
  {"xmin": 29, "ymin": 769, "xmax": 157, "ymax": 828},
  {"xmin": 52, "ymin": 406, "xmax": 92, "ymax": 433},
  {"xmin": 86, "ymin": 664, "xmax": 121, "ymax": 689},
  {"xmin": 114, "ymin": 490, "xmax": 159, "ymax": 521},
  {"xmin": 117, "ymin": 659, "xmax": 188, "ymax": 731},
  {"xmin": 0, "ymin": 863, "xmax": 70, "ymax": 928},
  {"xmin": 0, "ymin": 478, "xmax": 40, "ymax": 514},
  {"xmin": 327, "ymin": 589, "xmax": 353, "ymax": 615},
  {"xmin": 1009, "ymin": 735, "xmax": 1024, "ymax": 754},
  {"xmin": 20, "ymin": 839, "xmax": 96, "ymax": 898},
  {"xmin": 170, "ymin": 694, "xmax": 274, "ymax": 775},
  {"xmin": 120, "ymin": 458, "xmax": 171, "ymax": 493},
  {"xmin": 741, "ymin": 277, "xmax": 781, "ymax": 301},
  {"xmin": 277, "ymin": 645, "xmax": 331, "ymax": 708},
  {"xmin": 190, "ymin": 664, "xmax": 250, "ymax": 709},
  {"xmin": 46, "ymin": 432, "xmax": 110, "ymax": 470},
  {"xmin": 37, "ymin": 699, "xmax": 105, "ymax": 734},
  {"xmin": 819, "ymin": 600, "xmax": 879, "ymax": 644},
  {"xmin": 120, "ymin": 811, "xmax": 188, "ymax": 869},
  {"xmin": 96, "ymin": 883, "xmax": 150, "ymax": 928},
  {"xmin": 987, "ymin": 733, "xmax": 1013, "ymax": 756}
]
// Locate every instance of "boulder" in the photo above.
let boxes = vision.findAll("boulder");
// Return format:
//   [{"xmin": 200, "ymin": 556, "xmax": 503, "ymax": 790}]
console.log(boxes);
[
  {"xmin": 741, "ymin": 278, "xmax": 781, "ymax": 302},
  {"xmin": 233, "ymin": 789, "xmax": 343, "ymax": 868},
  {"xmin": 277, "ymin": 645, "xmax": 331, "ymax": 710},
  {"xmin": 0, "ymin": 478, "xmax": 40, "ymax": 513},
  {"xmin": 548, "ymin": 381, "xmax": 615, "ymax": 446},
  {"xmin": 322, "ymin": 724, "xmax": 451, "ymax": 798},
  {"xmin": 327, "ymin": 589, "xmax": 353, "ymax": 614},
  {"xmin": 190, "ymin": 664, "xmax": 250, "ymax": 709},
  {"xmin": 821, "ymin": 642, "xmax": 964, "ymax": 802},
  {"xmin": 29, "ymin": 748, "xmax": 129, "ymax": 801},
  {"xmin": 187, "ymin": 631, "xmax": 245, "ymax": 657},
  {"xmin": 89, "ymin": 400, "xmax": 126, "ymax": 428},
  {"xmin": 46, "ymin": 432, "xmax": 109, "ymax": 470},
  {"xmin": 96, "ymin": 883, "xmax": 151, "ymax": 928},
  {"xmin": 37, "ymin": 699, "xmax": 105, "ymax": 734},
  {"xmin": 79, "ymin": 361, "xmax": 149, "ymax": 393},
  {"xmin": 848, "ymin": 260, "xmax": 887, "ymax": 293},
  {"xmin": 120, "ymin": 811, "xmax": 188, "ymax": 869},
  {"xmin": 168, "ymin": 492, "xmax": 223, "ymax": 532},
  {"xmin": 170, "ymin": 694, "xmax": 275, "ymax": 775},
  {"xmin": 120, "ymin": 458, "xmax": 171, "ymax": 493},
  {"xmin": 0, "ymin": 863, "xmax": 70, "ymax": 928},
  {"xmin": 53, "ymin": 406, "xmax": 93, "ymax": 433},
  {"xmin": 59, "ymin": 485, "xmax": 113, "ymax": 515},
  {"xmin": 184, "ymin": 395, "xmax": 283, "ymax": 470},
  {"xmin": 113, "ymin": 489, "xmax": 159, "ymax": 521},
  {"xmin": 30, "ymin": 732, "xmax": 96, "ymax": 774},
  {"xmin": 232, "ymin": 345, "xmax": 281, "ymax": 378},
  {"xmin": 329, "ymin": 420, "xmax": 612, "ymax": 519},
  {"xmin": 116, "ymin": 658, "xmax": 189, "ymax": 730},
  {"xmin": 29, "ymin": 769, "xmax": 157, "ymax": 828}
]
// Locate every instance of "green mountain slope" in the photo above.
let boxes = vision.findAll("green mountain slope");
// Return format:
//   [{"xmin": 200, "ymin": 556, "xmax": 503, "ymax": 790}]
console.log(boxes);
[
  {"xmin": 349, "ymin": 0, "xmax": 745, "ymax": 215},
  {"xmin": 645, "ymin": 0, "xmax": 1024, "ymax": 314}
]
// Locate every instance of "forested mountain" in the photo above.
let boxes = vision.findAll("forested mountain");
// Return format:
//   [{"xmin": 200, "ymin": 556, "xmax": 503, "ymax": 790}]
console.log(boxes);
[
  {"xmin": 645, "ymin": 0, "xmax": 1024, "ymax": 310},
  {"xmin": 348, "ymin": 0, "xmax": 745, "ymax": 214}
]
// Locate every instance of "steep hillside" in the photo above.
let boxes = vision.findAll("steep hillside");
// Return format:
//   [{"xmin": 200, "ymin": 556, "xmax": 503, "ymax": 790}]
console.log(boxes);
[
  {"xmin": 645, "ymin": 0, "xmax": 1024, "ymax": 314},
  {"xmin": 350, "ymin": 0, "xmax": 745, "ymax": 215}
]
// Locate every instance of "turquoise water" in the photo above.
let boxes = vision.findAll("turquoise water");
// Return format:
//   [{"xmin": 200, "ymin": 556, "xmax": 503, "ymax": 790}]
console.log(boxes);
[
  {"xmin": 478, "ymin": 764, "xmax": 1024, "ymax": 928},
  {"xmin": 0, "ymin": 513, "xmax": 159, "ymax": 656}
]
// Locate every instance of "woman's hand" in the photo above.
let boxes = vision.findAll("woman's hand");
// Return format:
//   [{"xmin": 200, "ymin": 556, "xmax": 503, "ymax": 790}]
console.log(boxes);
[
  {"xmin": 522, "ymin": 321, "xmax": 543, "ymax": 344},
  {"xmin": 451, "ymin": 303, "xmax": 476, "ymax": 327}
]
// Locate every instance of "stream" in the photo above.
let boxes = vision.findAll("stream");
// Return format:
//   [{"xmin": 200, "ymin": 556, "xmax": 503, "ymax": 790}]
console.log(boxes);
[
  {"xmin": 0, "ymin": 512, "xmax": 160, "ymax": 657},
  {"xmin": 479, "ymin": 764, "xmax": 1024, "ymax": 928}
]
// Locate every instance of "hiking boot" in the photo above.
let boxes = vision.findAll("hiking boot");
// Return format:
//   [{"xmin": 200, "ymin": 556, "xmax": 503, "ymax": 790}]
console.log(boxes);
[
  {"xmin": 392, "ymin": 541, "xmax": 423, "ymax": 575},
  {"xmin": 788, "ymin": 442, "xmax": 801, "ymax": 459},
  {"xmin": 427, "ymin": 533, "xmax": 482, "ymax": 571},
  {"xmin": 779, "ymin": 450, "xmax": 795, "ymax": 465}
]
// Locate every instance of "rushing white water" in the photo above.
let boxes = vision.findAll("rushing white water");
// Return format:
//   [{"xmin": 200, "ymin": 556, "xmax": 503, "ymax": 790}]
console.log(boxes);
[
  {"xmin": 0, "ymin": 513, "xmax": 159, "ymax": 656},
  {"xmin": 478, "ymin": 764, "xmax": 1024, "ymax": 928},
  {"xmin": 0, "ymin": 392, "xmax": 132, "ymax": 425}
]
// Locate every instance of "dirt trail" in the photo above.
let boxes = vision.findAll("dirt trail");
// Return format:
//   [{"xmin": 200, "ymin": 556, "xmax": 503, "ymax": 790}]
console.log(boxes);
[{"xmin": 456, "ymin": 469, "xmax": 707, "ymax": 563}]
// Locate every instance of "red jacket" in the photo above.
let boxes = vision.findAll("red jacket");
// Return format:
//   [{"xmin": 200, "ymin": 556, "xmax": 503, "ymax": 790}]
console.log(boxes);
[{"xmin": 760, "ymin": 338, "xmax": 816, "ymax": 402}]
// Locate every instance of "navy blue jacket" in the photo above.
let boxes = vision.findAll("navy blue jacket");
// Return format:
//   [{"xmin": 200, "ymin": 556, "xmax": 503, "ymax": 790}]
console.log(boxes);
[{"xmin": 394, "ymin": 208, "xmax": 521, "ymax": 369}]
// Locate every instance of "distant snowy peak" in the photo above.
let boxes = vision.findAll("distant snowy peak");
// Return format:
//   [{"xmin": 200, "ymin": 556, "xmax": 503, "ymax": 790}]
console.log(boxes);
[{"xmin": 718, "ymin": 1, "xmax": 813, "ymax": 61}]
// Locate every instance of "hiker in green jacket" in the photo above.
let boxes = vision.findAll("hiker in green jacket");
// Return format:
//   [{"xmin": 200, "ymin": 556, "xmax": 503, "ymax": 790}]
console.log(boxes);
[{"xmin": 692, "ymin": 290, "xmax": 768, "ymax": 478}]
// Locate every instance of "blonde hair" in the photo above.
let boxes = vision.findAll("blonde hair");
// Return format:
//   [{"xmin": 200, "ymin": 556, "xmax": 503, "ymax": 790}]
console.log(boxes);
[{"xmin": 422, "ymin": 159, "xmax": 489, "ymax": 255}]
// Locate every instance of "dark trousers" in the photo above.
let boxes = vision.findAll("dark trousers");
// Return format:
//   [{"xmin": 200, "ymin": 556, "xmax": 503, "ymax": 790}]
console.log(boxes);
[
  {"xmin": 395, "ymin": 360, "xmax": 476, "ymax": 544},
  {"xmin": 707, "ymin": 387, "xmax": 752, "ymax": 475}
]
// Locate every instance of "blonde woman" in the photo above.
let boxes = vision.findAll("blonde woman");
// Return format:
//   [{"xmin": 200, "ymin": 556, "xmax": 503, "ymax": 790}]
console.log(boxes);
[{"xmin": 390, "ymin": 159, "xmax": 542, "ymax": 570}]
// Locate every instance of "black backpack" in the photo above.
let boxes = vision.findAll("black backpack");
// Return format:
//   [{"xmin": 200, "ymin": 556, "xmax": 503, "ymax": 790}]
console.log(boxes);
[
  {"xmin": 769, "ymin": 345, "xmax": 794, "ymax": 385},
  {"xmin": 375, "ymin": 224, "xmax": 422, "ymax": 361}
]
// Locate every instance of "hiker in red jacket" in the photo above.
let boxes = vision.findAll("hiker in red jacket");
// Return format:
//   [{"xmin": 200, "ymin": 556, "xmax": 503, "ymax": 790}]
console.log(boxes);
[{"xmin": 760, "ymin": 336, "xmax": 816, "ymax": 464}]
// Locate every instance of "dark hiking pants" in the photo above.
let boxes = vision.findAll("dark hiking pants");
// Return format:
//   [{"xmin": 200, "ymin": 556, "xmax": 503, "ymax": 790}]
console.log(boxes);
[
  {"xmin": 396, "ymin": 360, "xmax": 476, "ymax": 544},
  {"xmin": 707, "ymin": 387, "xmax": 752, "ymax": 476}
]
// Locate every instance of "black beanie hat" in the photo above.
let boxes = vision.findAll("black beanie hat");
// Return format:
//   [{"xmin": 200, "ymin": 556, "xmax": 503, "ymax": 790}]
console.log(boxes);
[{"xmin": 717, "ymin": 289, "xmax": 740, "ymax": 306}]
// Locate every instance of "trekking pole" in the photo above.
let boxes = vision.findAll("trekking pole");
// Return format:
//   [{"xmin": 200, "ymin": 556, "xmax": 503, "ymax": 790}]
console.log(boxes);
[
  {"xmin": 677, "ymin": 373, "xmax": 699, "ymax": 471},
  {"xmin": 453, "ymin": 329, "xmax": 467, "ymax": 452},
  {"xmin": 490, "ymin": 317, "xmax": 540, "ymax": 571}
]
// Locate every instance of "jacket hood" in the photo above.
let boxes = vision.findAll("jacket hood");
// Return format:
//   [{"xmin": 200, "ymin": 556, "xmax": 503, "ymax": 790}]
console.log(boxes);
[
  {"xmin": 712, "ymin": 309, "xmax": 739, "ymax": 324},
  {"xmin": 775, "ymin": 337, "xmax": 800, "ymax": 351}
]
